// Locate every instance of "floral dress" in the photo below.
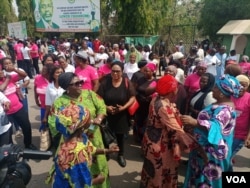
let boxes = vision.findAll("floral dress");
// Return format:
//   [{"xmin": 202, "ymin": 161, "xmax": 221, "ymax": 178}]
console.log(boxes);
[
  {"xmin": 184, "ymin": 104, "xmax": 236, "ymax": 188},
  {"xmin": 53, "ymin": 133, "xmax": 96, "ymax": 188},
  {"xmin": 140, "ymin": 96, "xmax": 198, "ymax": 188},
  {"xmin": 47, "ymin": 90, "xmax": 109, "ymax": 188}
]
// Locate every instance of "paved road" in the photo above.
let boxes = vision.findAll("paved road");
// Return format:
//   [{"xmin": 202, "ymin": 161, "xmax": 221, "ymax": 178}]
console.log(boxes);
[{"xmin": 12, "ymin": 71, "xmax": 250, "ymax": 188}]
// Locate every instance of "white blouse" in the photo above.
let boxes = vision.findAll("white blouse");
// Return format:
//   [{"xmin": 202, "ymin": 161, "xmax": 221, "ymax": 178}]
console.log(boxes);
[{"xmin": 45, "ymin": 82, "xmax": 65, "ymax": 106}]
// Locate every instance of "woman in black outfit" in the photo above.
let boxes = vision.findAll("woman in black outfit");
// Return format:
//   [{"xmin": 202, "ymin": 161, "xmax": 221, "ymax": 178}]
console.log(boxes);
[{"xmin": 97, "ymin": 61, "xmax": 136, "ymax": 167}]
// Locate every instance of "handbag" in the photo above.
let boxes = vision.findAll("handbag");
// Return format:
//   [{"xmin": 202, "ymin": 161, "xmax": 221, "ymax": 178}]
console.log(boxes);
[
  {"xmin": 0, "ymin": 113, "xmax": 9, "ymax": 126},
  {"xmin": 40, "ymin": 129, "xmax": 51, "ymax": 151},
  {"xmin": 100, "ymin": 123, "xmax": 117, "ymax": 148},
  {"xmin": 124, "ymin": 77, "xmax": 140, "ymax": 116},
  {"xmin": 128, "ymin": 99, "xmax": 139, "ymax": 116}
]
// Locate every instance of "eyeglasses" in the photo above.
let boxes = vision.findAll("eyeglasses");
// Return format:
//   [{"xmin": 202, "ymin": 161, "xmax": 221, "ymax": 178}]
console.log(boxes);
[
  {"xmin": 69, "ymin": 80, "xmax": 84, "ymax": 87},
  {"xmin": 112, "ymin": 70, "xmax": 121, "ymax": 73}
]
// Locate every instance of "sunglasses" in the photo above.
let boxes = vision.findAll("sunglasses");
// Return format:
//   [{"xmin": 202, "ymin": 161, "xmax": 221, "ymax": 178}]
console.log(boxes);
[{"xmin": 69, "ymin": 80, "xmax": 84, "ymax": 87}]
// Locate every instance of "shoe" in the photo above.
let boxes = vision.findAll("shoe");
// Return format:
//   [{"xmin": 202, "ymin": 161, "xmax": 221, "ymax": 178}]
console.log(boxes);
[
  {"xmin": 117, "ymin": 155, "xmax": 126, "ymax": 167},
  {"xmin": 26, "ymin": 144, "xmax": 38, "ymax": 150},
  {"xmin": 15, "ymin": 130, "xmax": 23, "ymax": 138}
]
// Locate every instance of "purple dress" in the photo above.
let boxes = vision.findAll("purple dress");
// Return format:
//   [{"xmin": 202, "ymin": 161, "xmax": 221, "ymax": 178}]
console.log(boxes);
[{"xmin": 184, "ymin": 104, "xmax": 236, "ymax": 188}]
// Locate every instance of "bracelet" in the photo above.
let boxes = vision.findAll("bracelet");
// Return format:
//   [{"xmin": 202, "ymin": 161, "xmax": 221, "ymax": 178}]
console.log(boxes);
[{"xmin": 103, "ymin": 149, "xmax": 106, "ymax": 154}]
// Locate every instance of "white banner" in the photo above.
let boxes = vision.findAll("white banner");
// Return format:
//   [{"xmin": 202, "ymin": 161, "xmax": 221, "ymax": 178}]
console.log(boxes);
[
  {"xmin": 7, "ymin": 21, "xmax": 28, "ymax": 39},
  {"xmin": 32, "ymin": 0, "xmax": 101, "ymax": 32}
]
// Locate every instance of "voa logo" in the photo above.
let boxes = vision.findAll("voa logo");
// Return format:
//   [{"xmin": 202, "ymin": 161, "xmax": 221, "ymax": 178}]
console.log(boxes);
[{"xmin": 226, "ymin": 176, "xmax": 247, "ymax": 183}]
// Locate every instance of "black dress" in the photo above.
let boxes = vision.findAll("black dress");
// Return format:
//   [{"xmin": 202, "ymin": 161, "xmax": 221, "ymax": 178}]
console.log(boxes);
[{"xmin": 97, "ymin": 76, "xmax": 135, "ymax": 134}]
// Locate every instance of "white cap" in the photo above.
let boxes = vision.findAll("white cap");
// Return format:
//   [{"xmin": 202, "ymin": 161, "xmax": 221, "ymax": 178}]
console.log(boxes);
[
  {"xmin": 173, "ymin": 52, "xmax": 184, "ymax": 60},
  {"xmin": 84, "ymin": 37, "xmax": 89, "ymax": 40}
]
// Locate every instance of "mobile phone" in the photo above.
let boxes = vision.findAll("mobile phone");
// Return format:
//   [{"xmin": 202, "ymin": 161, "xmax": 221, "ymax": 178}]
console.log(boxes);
[{"xmin": 89, "ymin": 124, "xmax": 95, "ymax": 131}]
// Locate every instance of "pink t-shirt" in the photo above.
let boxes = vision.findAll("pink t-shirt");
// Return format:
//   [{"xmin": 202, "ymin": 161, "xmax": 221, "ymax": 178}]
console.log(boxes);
[
  {"xmin": 75, "ymin": 65, "xmax": 99, "ymax": 90},
  {"xmin": 98, "ymin": 64, "xmax": 111, "ymax": 77},
  {"xmin": 231, "ymin": 92, "xmax": 250, "ymax": 140},
  {"xmin": 14, "ymin": 43, "xmax": 24, "ymax": 60},
  {"xmin": 30, "ymin": 43, "xmax": 39, "ymax": 58},
  {"xmin": 34, "ymin": 74, "xmax": 49, "ymax": 108},
  {"xmin": 0, "ymin": 74, "xmax": 23, "ymax": 114},
  {"xmin": 184, "ymin": 73, "xmax": 201, "ymax": 94},
  {"xmin": 149, "ymin": 81, "xmax": 157, "ymax": 98}
]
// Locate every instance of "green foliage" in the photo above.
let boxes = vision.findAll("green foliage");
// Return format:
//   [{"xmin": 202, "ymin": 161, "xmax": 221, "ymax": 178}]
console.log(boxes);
[
  {"xmin": 102, "ymin": 0, "xmax": 171, "ymax": 35},
  {"xmin": 16, "ymin": 0, "xmax": 36, "ymax": 37},
  {"xmin": 0, "ymin": 0, "xmax": 18, "ymax": 35},
  {"xmin": 198, "ymin": 0, "xmax": 250, "ymax": 40}
]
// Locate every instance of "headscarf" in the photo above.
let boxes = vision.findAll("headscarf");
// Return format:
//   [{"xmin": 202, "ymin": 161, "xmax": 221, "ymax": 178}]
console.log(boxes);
[
  {"xmin": 200, "ymin": 73, "xmax": 215, "ymax": 93},
  {"xmin": 145, "ymin": 62, "xmax": 156, "ymax": 72},
  {"xmin": 58, "ymin": 72, "xmax": 76, "ymax": 90},
  {"xmin": 74, "ymin": 51, "xmax": 88, "ymax": 60},
  {"xmin": 55, "ymin": 104, "xmax": 90, "ymax": 138},
  {"xmin": 236, "ymin": 74, "xmax": 250, "ymax": 87},
  {"xmin": 216, "ymin": 74, "xmax": 241, "ymax": 98},
  {"xmin": 197, "ymin": 61, "xmax": 207, "ymax": 68},
  {"xmin": 156, "ymin": 75, "xmax": 178, "ymax": 96},
  {"xmin": 191, "ymin": 73, "xmax": 215, "ymax": 118}
]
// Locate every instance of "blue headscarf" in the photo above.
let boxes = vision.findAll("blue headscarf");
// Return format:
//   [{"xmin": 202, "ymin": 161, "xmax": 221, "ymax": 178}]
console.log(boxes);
[{"xmin": 216, "ymin": 74, "xmax": 241, "ymax": 98}]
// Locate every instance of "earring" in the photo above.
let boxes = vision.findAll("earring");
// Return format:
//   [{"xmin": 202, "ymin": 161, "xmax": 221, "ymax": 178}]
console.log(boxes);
[{"xmin": 220, "ymin": 93, "xmax": 224, "ymax": 98}]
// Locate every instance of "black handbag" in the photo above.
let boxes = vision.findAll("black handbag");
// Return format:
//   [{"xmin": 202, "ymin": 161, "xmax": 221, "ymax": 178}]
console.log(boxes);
[
  {"xmin": 0, "ymin": 113, "xmax": 9, "ymax": 126},
  {"xmin": 100, "ymin": 123, "xmax": 116, "ymax": 148}
]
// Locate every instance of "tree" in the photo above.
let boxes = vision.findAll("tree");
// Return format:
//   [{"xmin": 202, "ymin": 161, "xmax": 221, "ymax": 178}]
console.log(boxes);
[
  {"xmin": 102, "ymin": 0, "xmax": 172, "ymax": 35},
  {"xmin": 16, "ymin": 0, "xmax": 36, "ymax": 37},
  {"xmin": 0, "ymin": 0, "xmax": 18, "ymax": 35},
  {"xmin": 198, "ymin": 0, "xmax": 250, "ymax": 40}
]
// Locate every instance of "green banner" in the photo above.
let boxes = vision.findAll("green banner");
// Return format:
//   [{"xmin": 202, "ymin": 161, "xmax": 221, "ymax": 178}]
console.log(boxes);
[{"xmin": 125, "ymin": 35, "xmax": 159, "ymax": 46}]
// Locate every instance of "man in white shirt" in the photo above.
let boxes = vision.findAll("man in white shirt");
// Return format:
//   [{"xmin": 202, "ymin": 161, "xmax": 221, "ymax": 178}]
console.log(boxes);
[
  {"xmin": 95, "ymin": 45, "xmax": 109, "ymax": 68},
  {"xmin": 204, "ymin": 48, "xmax": 221, "ymax": 77}
]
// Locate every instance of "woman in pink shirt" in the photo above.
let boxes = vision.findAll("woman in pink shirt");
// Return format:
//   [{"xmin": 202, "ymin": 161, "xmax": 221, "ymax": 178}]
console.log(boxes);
[
  {"xmin": 184, "ymin": 61, "xmax": 207, "ymax": 114},
  {"xmin": 74, "ymin": 51, "xmax": 99, "ymax": 92},
  {"xmin": 14, "ymin": 40, "xmax": 24, "ymax": 70},
  {"xmin": 34, "ymin": 64, "xmax": 53, "ymax": 131},
  {"xmin": 30, "ymin": 39, "xmax": 40, "ymax": 75},
  {"xmin": 0, "ymin": 57, "xmax": 37, "ymax": 150},
  {"xmin": 231, "ymin": 75, "xmax": 250, "ymax": 169},
  {"xmin": 98, "ymin": 56, "xmax": 113, "ymax": 82},
  {"xmin": 239, "ymin": 55, "xmax": 250, "ymax": 76}
]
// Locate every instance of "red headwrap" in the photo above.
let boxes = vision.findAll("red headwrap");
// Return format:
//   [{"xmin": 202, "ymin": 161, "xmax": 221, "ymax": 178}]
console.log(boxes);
[{"xmin": 156, "ymin": 75, "xmax": 178, "ymax": 96}]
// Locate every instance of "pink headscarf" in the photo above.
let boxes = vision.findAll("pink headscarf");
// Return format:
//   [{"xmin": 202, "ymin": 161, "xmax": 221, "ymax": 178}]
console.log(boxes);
[{"xmin": 146, "ymin": 62, "xmax": 156, "ymax": 72}]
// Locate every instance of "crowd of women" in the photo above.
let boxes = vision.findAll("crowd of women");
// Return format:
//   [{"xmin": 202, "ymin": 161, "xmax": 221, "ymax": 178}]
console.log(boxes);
[{"xmin": 0, "ymin": 36, "xmax": 250, "ymax": 188}]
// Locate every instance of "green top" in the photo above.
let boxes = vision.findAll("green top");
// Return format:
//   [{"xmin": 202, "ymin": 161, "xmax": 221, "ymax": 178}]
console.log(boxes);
[{"xmin": 48, "ymin": 90, "xmax": 106, "ymax": 137}]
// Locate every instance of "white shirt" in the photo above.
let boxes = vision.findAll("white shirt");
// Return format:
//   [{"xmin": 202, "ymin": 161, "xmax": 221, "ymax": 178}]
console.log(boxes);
[
  {"xmin": 21, "ymin": 46, "xmax": 31, "ymax": 60},
  {"xmin": 80, "ymin": 48, "xmax": 95, "ymax": 65},
  {"xmin": 95, "ymin": 52, "xmax": 109, "ymax": 68},
  {"xmin": 45, "ymin": 82, "xmax": 64, "ymax": 106},
  {"xmin": 197, "ymin": 48, "xmax": 205, "ymax": 60},
  {"xmin": 204, "ymin": 54, "xmax": 221, "ymax": 76},
  {"xmin": 0, "ymin": 92, "xmax": 11, "ymax": 134},
  {"xmin": 64, "ymin": 64, "xmax": 75, "ymax": 73},
  {"xmin": 175, "ymin": 68, "xmax": 185, "ymax": 84},
  {"xmin": 124, "ymin": 62, "xmax": 139, "ymax": 80}
]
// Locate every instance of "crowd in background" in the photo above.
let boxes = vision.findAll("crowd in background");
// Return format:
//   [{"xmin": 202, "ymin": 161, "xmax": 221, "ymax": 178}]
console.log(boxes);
[{"xmin": 0, "ymin": 35, "xmax": 250, "ymax": 187}]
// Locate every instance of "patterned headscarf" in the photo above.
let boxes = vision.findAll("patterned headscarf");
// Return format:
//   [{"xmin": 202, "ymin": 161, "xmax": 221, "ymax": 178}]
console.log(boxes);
[
  {"xmin": 156, "ymin": 75, "xmax": 178, "ymax": 96},
  {"xmin": 216, "ymin": 74, "xmax": 241, "ymax": 98},
  {"xmin": 55, "ymin": 104, "xmax": 90, "ymax": 138}
]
